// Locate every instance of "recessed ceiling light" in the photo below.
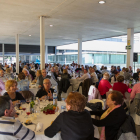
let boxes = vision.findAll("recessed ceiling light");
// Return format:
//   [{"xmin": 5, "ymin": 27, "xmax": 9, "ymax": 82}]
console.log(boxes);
[
  {"xmin": 99, "ymin": 1, "xmax": 106, "ymax": 4},
  {"xmin": 50, "ymin": 25, "xmax": 53, "ymax": 27},
  {"xmin": 29, "ymin": 35, "xmax": 31, "ymax": 36}
]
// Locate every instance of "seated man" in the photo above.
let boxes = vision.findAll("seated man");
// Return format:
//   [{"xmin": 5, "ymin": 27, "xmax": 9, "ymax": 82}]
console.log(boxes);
[
  {"xmin": 36, "ymin": 69, "xmax": 51, "ymax": 88},
  {"xmin": 90, "ymin": 68, "xmax": 99, "ymax": 84},
  {"xmin": 36, "ymin": 79, "xmax": 53, "ymax": 100},
  {"xmin": 77, "ymin": 69, "xmax": 91, "ymax": 82},
  {"xmin": 0, "ymin": 96, "xmax": 35, "ymax": 139}
]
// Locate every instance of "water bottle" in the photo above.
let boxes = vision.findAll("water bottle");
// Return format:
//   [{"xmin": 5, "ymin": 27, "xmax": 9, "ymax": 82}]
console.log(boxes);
[
  {"xmin": 61, "ymin": 98, "xmax": 66, "ymax": 113},
  {"xmin": 53, "ymin": 91, "xmax": 57, "ymax": 106}
]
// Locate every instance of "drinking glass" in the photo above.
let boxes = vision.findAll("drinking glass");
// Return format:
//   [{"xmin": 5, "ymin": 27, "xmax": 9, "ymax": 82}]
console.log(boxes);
[{"xmin": 26, "ymin": 108, "xmax": 31, "ymax": 118}]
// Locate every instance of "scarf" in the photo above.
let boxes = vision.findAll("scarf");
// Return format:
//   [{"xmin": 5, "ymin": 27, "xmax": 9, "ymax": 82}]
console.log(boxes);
[{"xmin": 100, "ymin": 105, "xmax": 121, "ymax": 140}]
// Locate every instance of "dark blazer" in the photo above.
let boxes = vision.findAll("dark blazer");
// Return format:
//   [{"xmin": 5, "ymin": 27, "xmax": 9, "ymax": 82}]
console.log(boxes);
[
  {"xmin": 90, "ymin": 106, "xmax": 126, "ymax": 140},
  {"xmin": 4, "ymin": 92, "xmax": 25, "ymax": 101},
  {"xmin": 36, "ymin": 88, "xmax": 54, "ymax": 98},
  {"xmin": 44, "ymin": 110, "xmax": 94, "ymax": 140}
]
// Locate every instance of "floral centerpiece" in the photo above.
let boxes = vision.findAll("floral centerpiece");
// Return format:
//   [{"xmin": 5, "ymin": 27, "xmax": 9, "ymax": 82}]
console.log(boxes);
[{"xmin": 41, "ymin": 104, "xmax": 56, "ymax": 115}]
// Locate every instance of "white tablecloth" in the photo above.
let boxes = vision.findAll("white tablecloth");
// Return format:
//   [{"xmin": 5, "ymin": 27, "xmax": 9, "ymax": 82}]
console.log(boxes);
[
  {"xmin": 30, "ymin": 87, "xmax": 39, "ymax": 96},
  {"xmin": 16, "ymin": 101, "xmax": 99, "ymax": 140}
]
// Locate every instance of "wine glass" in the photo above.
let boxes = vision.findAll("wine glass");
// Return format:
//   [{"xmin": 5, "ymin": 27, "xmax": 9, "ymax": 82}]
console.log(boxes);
[
  {"xmin": 21, "ymin": 103, "xmax": 26, "ymax": 116},
  {"xmin": 26, "ymin": 108, "xmax": 31, "ymax": 118}
]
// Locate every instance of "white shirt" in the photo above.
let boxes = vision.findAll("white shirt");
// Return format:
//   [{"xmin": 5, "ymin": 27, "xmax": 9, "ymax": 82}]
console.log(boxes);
[
  {"xmin": 77, "ymin": 73, "xmax": 91, "ymax": 82},
  {"xmin": 91, "ymin": 72, "xmax": 99, "ymax": 83}
]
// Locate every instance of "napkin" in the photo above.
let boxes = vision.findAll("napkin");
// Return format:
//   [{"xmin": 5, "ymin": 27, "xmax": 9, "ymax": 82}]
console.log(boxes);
[{"xmin": 36, "ymin": 122, "xmax": 43, "ymax": 132}]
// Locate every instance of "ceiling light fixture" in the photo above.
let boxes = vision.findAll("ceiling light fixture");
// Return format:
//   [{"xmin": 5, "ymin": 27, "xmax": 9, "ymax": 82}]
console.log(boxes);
[
  {"xmin": 29, "ymin": 35, "xmax": 31, "ymax": 36},
  {"xmin": 50, "ymin": 25, "xmax": 53, "ymax": 27},
  {"xmin": 99, "ymin": 1, "xmax": 106, "ymax": 4}
]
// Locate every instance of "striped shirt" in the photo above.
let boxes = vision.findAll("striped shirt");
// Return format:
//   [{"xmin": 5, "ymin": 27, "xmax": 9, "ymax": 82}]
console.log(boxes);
[
  {"xmin": 130, "ymin": 82, "xmax": 140, "ymax": 100},
  {"xmin": 0, "ymin": 116, "xmax": 35, "ymax": 140}
]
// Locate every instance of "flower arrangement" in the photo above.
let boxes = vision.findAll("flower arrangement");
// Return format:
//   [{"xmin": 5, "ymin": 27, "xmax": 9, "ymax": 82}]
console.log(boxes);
[{"xmin": 41, "ymin": 104, "xmax": 56, "ymax": 114}]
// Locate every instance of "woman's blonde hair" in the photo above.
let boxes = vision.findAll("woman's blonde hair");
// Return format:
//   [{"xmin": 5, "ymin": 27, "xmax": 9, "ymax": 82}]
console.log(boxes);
[
  {"xmin": 5, "ymin": 80, "xmax": 17, "ymax": 92},
  {"xmin": 37, "ymin": 70, "xmax": 41, "ymax": 75},
  {"xmin": 6, "ymin": 68, "xmax": 11, "ymax": 73},
  {"xmin": 63, "ymin": 69, "xmax": 68, "ymax": 74},
  {"xmin": 103, "ymin": 72, "xmax": 110, "ymax": 80}
]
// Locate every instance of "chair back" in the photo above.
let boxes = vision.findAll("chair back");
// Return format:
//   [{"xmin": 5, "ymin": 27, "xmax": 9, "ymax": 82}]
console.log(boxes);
[
  {"xmin": 88, "ymin": 85, "xmax": 102, "ymax": 101},
  {"xmin": 88, "ymin": 99, "xmax": 104, "ymax": 109},
  {"xmin": 82, "ymin": 78, "xmax": 92, "ymax": 97}
]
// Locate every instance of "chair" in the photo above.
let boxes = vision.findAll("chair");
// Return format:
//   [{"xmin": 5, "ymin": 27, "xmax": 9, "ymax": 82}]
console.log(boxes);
[
  {"xmin": 20, "ymin": 91, "xmax": 34, "ymax": 99},
  {"xmin": 61, "ymin": 85, "xmax": 72, "ymax": 99},
  {"xmin": 129, "ymin": 93, "xmax": 140, "ymax": 125},
  {"xmin": 58, "ymin": 78, "xmax": 71, "ymax": 100},
  {"xmin": 82, "ymin": 78, "xmax": 92, "ymax": 97},
  {"xmin": 88, "ymin": 85, "xmax": 102, "ymax": 101},
  {"xmin": 88, "ymin": 99, "xmax": 104, "ymax": 109}
]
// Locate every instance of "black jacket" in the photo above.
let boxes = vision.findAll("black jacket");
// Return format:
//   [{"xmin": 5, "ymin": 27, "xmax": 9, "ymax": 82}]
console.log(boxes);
[
  {"xmin": 36, "ymin": 88, "xmax": 54, "ymax": 98},
  {"xmin": 116, "ymin": 115, "xmax": 136, "ymax": 140},
  {"xmin": 58, "ymin": 78, "xmax": 70, "ymax": 94},
  {"xmin": 4, "ymin": 92, "xmax": 25, "ymax": 101},
  {"xmin": 61, "ymin": 74, "xmax": 71, "ymax": 79},
  {"xmin": 90, "ymin": 106, "xmax": 126, "ymax": 140},
  {"xmin": 44, "ymin": 110, "xmax": 94, "ymax": 140}
]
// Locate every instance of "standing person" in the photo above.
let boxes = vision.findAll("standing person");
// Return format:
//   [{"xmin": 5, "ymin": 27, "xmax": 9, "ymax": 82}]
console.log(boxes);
[
  {"xmin": 0, "ymin": 96, "xmax": 35, "ymax": 139},
  {"xmin": 98, "ymin": 72, "xmax": 112, "ymax": 99},
  {"xmin": 44, "ymin": 92, "xmax": 94, "ymax": 140}
]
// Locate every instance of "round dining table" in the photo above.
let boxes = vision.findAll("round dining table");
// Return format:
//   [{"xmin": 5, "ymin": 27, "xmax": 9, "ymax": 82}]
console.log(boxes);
[{"xmin": 16, "ymin": 101, "xmax": 100, "ymax": 140}]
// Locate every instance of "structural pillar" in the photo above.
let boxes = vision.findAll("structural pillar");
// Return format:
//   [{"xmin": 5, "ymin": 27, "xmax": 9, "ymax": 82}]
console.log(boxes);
[
  {"xmin": 16, "ymin": 34, "xmax": 19, "ymax": 73},
  {"xmin": 78, "ymin": 39, "xmax": 82, "ymax": 65},
  {"xmin": 127, "ymin": 28, "xmax": 134, "ymax": 68},
  {"xmin": 2, "ymin": 44, "xmax": 4, "ymax": 65},
  {"xmin": 45, "ymin": 46, "xmax": 48, "ymax": 63},
  {"xmin": 40, "ymin": 16, "xmax": 45, "ymax": 69}
]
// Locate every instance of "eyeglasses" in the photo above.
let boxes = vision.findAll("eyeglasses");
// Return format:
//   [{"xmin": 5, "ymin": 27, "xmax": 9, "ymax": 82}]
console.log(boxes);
[{"xmin": 43, "ymin": 82, "xmax": 50, "ymax": 85}]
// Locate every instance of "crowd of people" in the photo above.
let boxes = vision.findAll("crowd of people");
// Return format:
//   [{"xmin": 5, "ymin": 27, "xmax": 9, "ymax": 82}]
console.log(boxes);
[{"xmin": 0, "ymin": 61, "xmax": 138, "ymax": 140}]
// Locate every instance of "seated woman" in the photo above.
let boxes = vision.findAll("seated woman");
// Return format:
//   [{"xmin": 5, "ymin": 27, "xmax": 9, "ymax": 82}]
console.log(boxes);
[
  {"xmin": 36, "ymin": 79, "xmax": 54, "ymax": 100},
  {"xmin": 113, "ymin": 75, "xmax": 132, "ymax": 98},
  {"xmin": 110, "ymin": 71, "xmax": 119, "ymax": 84},
  {"xmin": 5, "ymin": 68, "xmax": 14, "ymax": 79},
  {"xmin": 90, "ymin": 90, "xmax": 126, "ymax": 140},
  {"xmin": 61, "ymin": 69, "xmax": 71, "ymax": 79},
  {"xmin": 4, "ymin": 80, "xmax": 25, "ymax": 105},
  {"xmin": 44, "ymin": 92, "xmax": 94, "ymax": 140},
  {"xmin": 98, "ymin": 72, "xmax": 112, "ymax": 99},
  {"xmin": 32, "ymin": 70, "xmax": 41, "ymax": 83},
  {"xmin": 18, "ymin": 72, "xmax": 33, "ymax": 99}
]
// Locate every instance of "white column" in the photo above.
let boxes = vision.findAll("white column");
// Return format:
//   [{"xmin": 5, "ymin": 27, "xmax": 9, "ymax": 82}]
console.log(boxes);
[
  {"xmin": 16, "ymin": 34, "xmax": 19, "ymax": 73},
  {"xmin": 45, "ymin": 46, "xmax": 48, "ymax": 63},
  {"xmin": 54, "ymin": 47, "xmax": 57, "ymax": 63},
  {"xmin": 78, "ymin": 39, "xmax": 82, "ymax": 65},
  {"xmin": 40, "ymin": 16, "xmax": 45, "ymax": 69},
  {"xmin": 127, "ymin": 28, "xmax": 134, "ymax": 68},
  {"xmin": 2, "ymin": 44, "xmax": 4, "ymax": 65}
]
